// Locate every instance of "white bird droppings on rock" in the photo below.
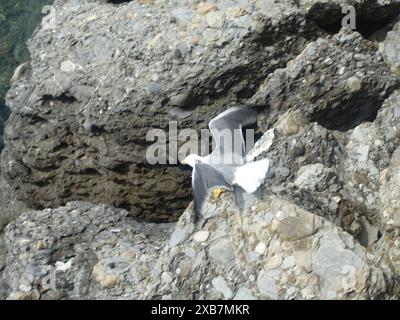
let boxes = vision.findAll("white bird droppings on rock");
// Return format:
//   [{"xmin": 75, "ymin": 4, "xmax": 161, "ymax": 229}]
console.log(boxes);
[
  {"xmin": 254, "ymin": 242, "xmax": 266, "ymax": 255},
  {"xmin": 60, "ymin": 60, "xmax": 76, "ymax": 73},
  {"xmin": 55, "ymin": 260, "xmax": 72, "ymax": 273}
]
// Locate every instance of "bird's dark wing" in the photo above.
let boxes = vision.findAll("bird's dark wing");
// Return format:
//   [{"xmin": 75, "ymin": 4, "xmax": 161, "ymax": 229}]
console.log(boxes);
[
  {"xmin": 192, "ymin": 163, "xmax": 231, "ymax": 218},
  {"xmin": 208, "ymin": 107, "xmax": 257, "ymax": 165}
]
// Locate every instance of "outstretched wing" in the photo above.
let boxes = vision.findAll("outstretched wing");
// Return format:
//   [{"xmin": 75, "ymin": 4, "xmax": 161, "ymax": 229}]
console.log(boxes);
[
  {"xmin": 232, "ymin": 158, "xmax": 270, "ymax": 194},
  {"xmin": 208, "ymin": 107, "xmax": 257, "ymax": 166},
  {"xmin": 192, "ymin": 163, "xmax": 231, "ymax": 218}
]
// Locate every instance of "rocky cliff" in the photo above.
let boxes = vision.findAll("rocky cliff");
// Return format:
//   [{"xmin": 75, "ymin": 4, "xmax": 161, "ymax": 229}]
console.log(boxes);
[
  {"xmin": 2, "ymin": 0, "xmax": 400, "ymax": 300},
  {"xmin": 0, "ymin": 0, "xmax": 54, "ymax": 148}
]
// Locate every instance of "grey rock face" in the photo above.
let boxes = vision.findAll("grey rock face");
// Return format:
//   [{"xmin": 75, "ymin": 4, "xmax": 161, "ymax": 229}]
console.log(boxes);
[
  {"xmin": 2, "ymin": 0, "xmax": 400, "ymax": 301},
  {"xmin": 0, "ymin": 176, "xmax": 28, "ymax": 231},
  {"xmin": 382, "ymin": 19, "xmax": 400, "ymax": 77},
  {"xmin": 239, "ymin": 26, "xmax": 400, "ymax": 247},
  {"xmin": 1, "ymin": 0, "xmax": 321, "ymax": 221},
  {"xmin": 251, "ymin": 28, "xmax": 398, "ymax": 132},
  {"xmin": 249, "ymin": 89, "xmax": 400, "ymax": 247},
  {"xmin": 379, "ymin": 146, "xmax": 400, "ymax": 277},
  {"xmin": 139, "ymin": 194, "xmax": 397, "ymax": 300},
  {"xmin": 1, "ymin": 202, "xmax": 174, "ymax": 300},
  {"xmin": 3, "ymin": 85, "xmax": 400, "ymax": 299},
  {"xmin": 0, "ymin": 234, "xmax": 6, "ymax": 299},
  {"xmin": 3, "ymin": 1, "xmax": 400, "ymax": 222},
  {"xmin": 294, "ymin": 163, "xmax": 337, "ymax": 192}
]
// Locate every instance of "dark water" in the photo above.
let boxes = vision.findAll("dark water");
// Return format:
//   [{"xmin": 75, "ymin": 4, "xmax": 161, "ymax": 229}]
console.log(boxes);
[{"xmin": 0, "ymin": 0, "xmax": 53, "ymax": 134}]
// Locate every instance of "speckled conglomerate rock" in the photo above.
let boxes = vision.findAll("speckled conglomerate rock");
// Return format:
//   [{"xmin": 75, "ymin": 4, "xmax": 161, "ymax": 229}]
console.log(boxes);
[
  {"xmin": 140, "ymin": 194, "xmax": 398, "ymax": 300},
  {"xmin": 251, "ymin": 28, "xmax": 399, "ymax": 132},
  {"xmin": 136, "ymin": 86, "xmax": 400, "ymax": 299},
  {"xmin": 379, "ymin": 146, "xmax": 400, "ymax": 277},
  {"xmin": 1, "ymin": 0, "xmax": 320, "ymax": 221},
  {"xmin": 1, "ymin": 202, "xmax": 174, "ymax": 300},
  {"xmin": 1, "ymin": 193, "xmax": 399, "ymax": 300},
  {"xmin": 0, "ymin": 234, "xmax": 6, "ymax": 299},
  {"xmin": 3, "ymin": 0, "xmax": 400, "ymax": 222},
  {"xmin": 2, "ymin": 88, "xmax": 400, "ymax": 299},
  {"xmin": 234, "ymin": 91, "xmax": 399, "ymax": 249},
  {"xmin": 0, "ymin": 176, "xmax": 27, "ymax": 231},
  {"xmin": 240, "ymin": 26, "xmax": 400, "ymax": 249},
  {"xmin": 3, "ymin": 0, "xmax": 400, "ymax": 301},
  {"xmin": 381, "ymin": 18, "xmax": 400, "ymax": 78}
]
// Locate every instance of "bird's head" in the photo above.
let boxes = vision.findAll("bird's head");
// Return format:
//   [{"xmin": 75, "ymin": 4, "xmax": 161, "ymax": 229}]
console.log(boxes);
[{"xmin": 181, "ymin": 154, "xmax": 201, "ymax": 167}]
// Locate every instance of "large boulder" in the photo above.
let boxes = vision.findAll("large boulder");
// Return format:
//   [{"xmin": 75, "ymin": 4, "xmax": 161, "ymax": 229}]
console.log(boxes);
[
  {"xmin": 1, "ymin": 202, "xmax": 174, "ymax": 300},
  {"xmin": 250, "ymin": 28, "xmax": 398, "ymax": 131},
  {"xmin": 4, "ymin": 0, "xmax": 400, "ymax": 222},
  {"xmin": 3, "ymin": 96, "xmax": 400, "ymax": 299},
  {"xmin": 2, "ymin": 194, "xmax": 398, "ymax": 300},
  {"xmin": 381, "ymin": 19, "xmax": 400, "ymax": 77},
  {"xmin": 141, "ymin": 194, "xmax": 397, "ymax": 299},
  {"xmin": 1, "ymin": 0, "xmax": 320, "ymax": 221}
]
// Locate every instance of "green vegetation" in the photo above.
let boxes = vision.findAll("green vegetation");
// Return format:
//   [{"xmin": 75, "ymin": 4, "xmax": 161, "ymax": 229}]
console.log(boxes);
[{"xmin": 0, "ymin": 0, "xmax": 53, "ymax": 133}]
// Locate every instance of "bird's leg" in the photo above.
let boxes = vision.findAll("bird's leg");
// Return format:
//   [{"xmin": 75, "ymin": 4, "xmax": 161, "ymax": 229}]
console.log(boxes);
[{"xmin": 212, "ymin": 188, "xmax": 225, "ymax": 198}]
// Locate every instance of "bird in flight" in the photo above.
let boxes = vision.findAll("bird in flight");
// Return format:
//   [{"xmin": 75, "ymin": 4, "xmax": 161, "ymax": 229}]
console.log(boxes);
[{"xmin": 181, "ymin": 106, "xmax": 270, "ymax": 218}]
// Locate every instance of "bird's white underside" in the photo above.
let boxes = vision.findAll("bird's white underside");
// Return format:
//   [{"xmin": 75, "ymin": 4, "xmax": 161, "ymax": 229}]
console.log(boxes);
[{"xmin": 182, "ymin": 107, "xmax": 271, "ymax": 216}]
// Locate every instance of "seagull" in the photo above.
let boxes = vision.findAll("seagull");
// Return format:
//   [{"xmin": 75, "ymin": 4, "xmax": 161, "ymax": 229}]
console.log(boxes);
[{"xmin": 181, "ymin": 106, "xmax": 270, "ymax": 218}]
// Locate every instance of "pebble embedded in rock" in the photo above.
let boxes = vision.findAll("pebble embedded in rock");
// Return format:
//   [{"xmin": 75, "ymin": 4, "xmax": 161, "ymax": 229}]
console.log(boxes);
[
  {"xmin": 193, "ymin": 231, "xmax": 210, "ymax": 243},
  {"xmin": 212, "ymin": 276, "xmax": 233, "ymax": 299},
  {"xmin": 257, "ymin": 270, "xmax": 278, "ymax": 299},
  {"xmin": 346, "ymin": 76, "xmax": 362, "ymax": 92},
  {"xmin": 169, "ymin": 227, "xmax": 187, "ymax": 246},
  {"xmin": 197, "ymin": 2, "xmax": 217, "ymax": 15},
  {"xmin": 205, "ymin": 11, "xmax": 225, "ymax": 29},
  {"xmin": 92, "ymin": 263, "xmax": 120, "ymax": 289},
  {"xmin": 254, "ymin": 242, "xmax": 266, "ymax": 255},
  {"xmin": 276, "ymin": 215, "xmax": 315, "ymax": 241},
  {"xmin": 208, "ymin": 238, "xmax": 236, "ymax": 267},
  {"xmin": 60, "ymin": 60, "xmax": 76, "ymax": 73},
  {"xmin": 233, "ymin": 287, "xmax": 256, "ymax": 300}
]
